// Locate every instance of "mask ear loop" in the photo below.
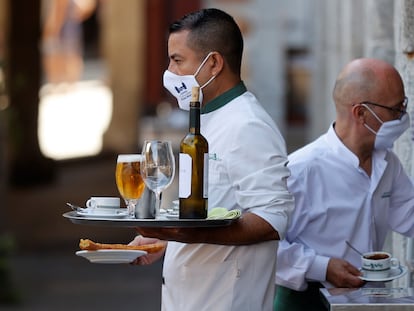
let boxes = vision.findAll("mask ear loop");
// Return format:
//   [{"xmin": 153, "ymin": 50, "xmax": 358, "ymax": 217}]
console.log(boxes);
[
  {"xmin": 360, "ymin": 103, "xmax": 383, "ymax": 135},
  {"xmin": 194, "ymin": 51, "xmax": 217, "ymax": 92},
  {"xmin": 200, "ymin": 75, "xmax": 216, "ymax": 90},
  {"xmin": 194, "ymin": 51, "xmax": 215, "ymax": 77},
  {"xmin": 361, "ymin": 103, "xmax": 384, "ymax": 124}
]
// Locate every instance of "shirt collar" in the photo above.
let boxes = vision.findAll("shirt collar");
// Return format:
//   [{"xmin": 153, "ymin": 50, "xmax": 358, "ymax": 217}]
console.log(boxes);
[
  {"xmin": 327, "ymin": 122, "xmax": 388, "ymax": 169},
  {"xmin": 201, "ymin": 81, "xmax": 247, "ymax": 114},
  {"xmin": 326, "ymin": 123, "xmax": 360, "ymax": 168}
]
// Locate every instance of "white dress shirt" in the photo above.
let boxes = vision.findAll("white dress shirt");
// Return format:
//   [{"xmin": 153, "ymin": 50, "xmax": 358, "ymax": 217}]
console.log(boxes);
[
  {"xmin": 276, "ymin": 123, "xmax": 414, "ymax": 291},
  {"xmin": 162, "ymin": 84, "xmax": 294, "ymax": 311}
]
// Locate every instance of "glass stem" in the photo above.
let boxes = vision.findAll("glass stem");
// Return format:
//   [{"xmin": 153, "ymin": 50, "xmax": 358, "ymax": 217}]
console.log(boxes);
[
  {"xmin": 128, "ymin": 202, "xmax": 135, "ymax": 217},
  {"xmin": 126, "ymin": 199, "xmax": 138, "ymax": 218}
]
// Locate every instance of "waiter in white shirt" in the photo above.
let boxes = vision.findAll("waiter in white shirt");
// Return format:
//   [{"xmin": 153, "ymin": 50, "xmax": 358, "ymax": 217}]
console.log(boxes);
[
  {"xmin": 274, "ymin": 58, "xmax": 414, "ymax": 311},
  {"xmin": 129, "ymin": 8, "xmax": 294, "ymax": 311}
]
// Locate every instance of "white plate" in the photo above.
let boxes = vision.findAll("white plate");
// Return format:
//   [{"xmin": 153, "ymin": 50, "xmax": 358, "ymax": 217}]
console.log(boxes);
[
  {"xmin": 359, "ymin": 265, "xmax": 408, "ymax": 282},
  {"xmin": 76, "ymin": 249, "xmax": 147, "ymax": 264},
  {"xmin": 76, "ymin": 209, "xmax": 129, "ymax": 218}
]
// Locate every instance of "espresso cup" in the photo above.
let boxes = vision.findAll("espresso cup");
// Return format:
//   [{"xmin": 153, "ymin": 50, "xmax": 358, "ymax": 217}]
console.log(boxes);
[
  {"xmin": 86, "ymin": 197, "xmax": 120, "ymax": 211},
  {"xmin": 361, "ymin": 251, "xmax": 399, "ymax": 279}
]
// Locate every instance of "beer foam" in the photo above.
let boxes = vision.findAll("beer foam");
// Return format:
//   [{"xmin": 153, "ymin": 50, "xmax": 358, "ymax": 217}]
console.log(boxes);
[{"xmin": 117, "ymin": 154, "xmax": 143, "ymax": 162}]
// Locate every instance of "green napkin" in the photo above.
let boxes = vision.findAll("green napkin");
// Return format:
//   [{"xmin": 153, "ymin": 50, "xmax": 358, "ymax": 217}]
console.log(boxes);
[{"xmin": 207, "ymin": 207, "xmax": 241, "ymax": 220}]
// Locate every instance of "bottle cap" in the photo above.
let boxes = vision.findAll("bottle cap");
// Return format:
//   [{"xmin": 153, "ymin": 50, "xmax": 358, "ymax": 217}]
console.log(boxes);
[{"xmin": 191, "ymin": 86, "xmax": 200, "ymax": 102}]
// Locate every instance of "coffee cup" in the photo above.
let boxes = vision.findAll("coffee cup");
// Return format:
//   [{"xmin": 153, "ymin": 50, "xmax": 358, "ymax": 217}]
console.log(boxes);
[
  {"xmin": 361, "ymin": 251, "xmax": 399, "ymax": 279},
  {"xmin": 86, "ymin": 197, "xmax": 120, "ymax": 212}
]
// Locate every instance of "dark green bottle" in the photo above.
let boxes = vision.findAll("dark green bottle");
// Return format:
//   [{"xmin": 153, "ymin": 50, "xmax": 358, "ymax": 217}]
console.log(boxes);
[{"xmin": 179, "ymin": 86, "xmax": 208, "ymax": 219}]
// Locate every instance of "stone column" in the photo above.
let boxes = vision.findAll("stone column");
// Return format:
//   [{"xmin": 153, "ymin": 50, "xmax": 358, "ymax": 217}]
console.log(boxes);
[
  {"xmin": 393, "ymin": 0, "xmax": 414, "ymax": 287},
  {"xmin": 394, "ymin": 0, "xmax": 414, "ymax": 178},
  {"xmin": 309, "ymin": 0, "xmax": 341, "ymax": 140},
  {"xmin": 340, "ymin": 0, "xmax": 365, "ymax": 62},
  {"xmin": 310, "ymin": 0, "xmax": 366, "ymax": 140},
  {"xmin": 364, "ymin": 0, "xmax": 395, "ymax": 63},
  {"xmin": 245, "ymin": 0, "xmax": 286, "ymax": 131},
  {"xmin": 203, "ymin": 0, "xmax": 287, "ymax": 131},
  {"xmin": 101, "ymin": 0, "xmax": 146, "ymax": 153}
]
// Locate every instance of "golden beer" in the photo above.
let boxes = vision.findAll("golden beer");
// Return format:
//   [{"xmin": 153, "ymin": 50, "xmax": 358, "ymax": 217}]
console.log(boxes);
[{"xmin": 115, "ymin": 154, "xmax": 145, "ymax": 200}]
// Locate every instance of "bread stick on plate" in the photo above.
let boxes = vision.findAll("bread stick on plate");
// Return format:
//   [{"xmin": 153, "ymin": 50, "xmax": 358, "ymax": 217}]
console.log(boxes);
[{"xmin": 79, "ymin": 239, "xmax": 165, "ymax": 253}]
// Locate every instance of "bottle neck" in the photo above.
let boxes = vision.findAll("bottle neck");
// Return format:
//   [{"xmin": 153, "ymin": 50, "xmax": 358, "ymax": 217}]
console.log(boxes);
[{"xmin": 189, "ymin": 102, "xmax": 201, "ymax": 134}]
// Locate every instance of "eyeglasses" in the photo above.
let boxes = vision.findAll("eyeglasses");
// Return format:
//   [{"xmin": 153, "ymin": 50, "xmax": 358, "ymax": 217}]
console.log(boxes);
[{"xmin": 360, "ymin": 96, "xmax": 408, "ymax": 120}]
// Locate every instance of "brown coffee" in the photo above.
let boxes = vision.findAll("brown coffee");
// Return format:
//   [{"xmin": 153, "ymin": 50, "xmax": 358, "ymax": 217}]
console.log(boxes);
[{"xmin": 364, "ymin": 253, "xmax": 389, "ymax": 260}]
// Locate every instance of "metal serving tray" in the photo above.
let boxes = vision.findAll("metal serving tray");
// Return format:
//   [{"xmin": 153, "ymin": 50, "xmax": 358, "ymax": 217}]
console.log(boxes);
[{"xmin": 63, "ymin": 211, "xmax": 238, "ymax": 228}]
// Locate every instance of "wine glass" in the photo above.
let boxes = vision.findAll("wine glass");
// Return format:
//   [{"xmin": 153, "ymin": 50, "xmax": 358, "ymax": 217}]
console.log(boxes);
[
  {"xmin": 141, "ymin": 140, "xmax": 175, "ymax": 218},
  {"xmin": 115, "ymin": 154, "xmax": 146, "ymax": 217}
]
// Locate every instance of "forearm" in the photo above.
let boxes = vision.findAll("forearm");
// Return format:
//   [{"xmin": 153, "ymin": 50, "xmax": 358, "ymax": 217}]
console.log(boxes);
[{"xmin": 136, "ymin": 213, "xmax": 279, "ymax": 245}]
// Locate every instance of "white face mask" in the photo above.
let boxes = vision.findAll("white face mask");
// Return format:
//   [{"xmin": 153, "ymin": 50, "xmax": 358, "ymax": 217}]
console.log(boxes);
[
  {"xmin": 163, "ymin": 52, "xmax": 216, "ymax": 110},
  {"xmin": 362, "ymin": 104, "xmax": 410, "ymax": 150}
]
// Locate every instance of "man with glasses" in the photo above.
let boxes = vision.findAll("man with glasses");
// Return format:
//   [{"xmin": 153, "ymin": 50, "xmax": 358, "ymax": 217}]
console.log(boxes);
[{"xmin": 274, "ymin": 58, "xmax": 414, "ymax": 311}]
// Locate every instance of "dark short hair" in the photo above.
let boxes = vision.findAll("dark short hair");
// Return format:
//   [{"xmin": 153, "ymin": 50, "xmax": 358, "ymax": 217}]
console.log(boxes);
[{"xmin": 169, "ymin": 8, "xmax": 243, "ymax": 75}]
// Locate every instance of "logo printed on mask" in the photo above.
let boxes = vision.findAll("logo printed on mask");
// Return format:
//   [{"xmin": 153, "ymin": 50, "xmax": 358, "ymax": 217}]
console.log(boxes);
[
  {"xmin": 174, "ymin": 82, "xmax": 187, "ymax": 93},
  {"xmin": 163, "ymin": 52, "xmax": 216, "ymax": 110}
]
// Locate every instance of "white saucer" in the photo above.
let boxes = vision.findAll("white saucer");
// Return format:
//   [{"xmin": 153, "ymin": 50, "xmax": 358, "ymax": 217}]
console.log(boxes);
[
  {"xmin": 164, "ymin": 213, "xmax": 179, "ymax": 219},
  {"xmin": 76, "ymin": 209, "xmax": 128, "ymax": 218},
  {"xmin": 158, "ymin": 208, "xmax": 179, "ymax": 219},
  {"xmin": 76, "ymin": 249, "xmax": 147, "ymax": 264},
  {"xmin": 359, "ymin": 265, "xmax": 408, "ymax": 282}
]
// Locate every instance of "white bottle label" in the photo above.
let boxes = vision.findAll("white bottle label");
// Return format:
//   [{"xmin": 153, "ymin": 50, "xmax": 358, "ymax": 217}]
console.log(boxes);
[
  {"xmin": 203, "ymin": 153, "xmax": 209, "ymax": 198},
  {"xmin": 179, "ymin": 153, "xmax": 192, "ymax": 198}
]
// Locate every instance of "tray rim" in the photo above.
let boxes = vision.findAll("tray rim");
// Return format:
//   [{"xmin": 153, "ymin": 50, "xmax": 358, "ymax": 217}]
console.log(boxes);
[{"xmin": 62, "ymin": 211, "xmax": 238, "ymax": 228}]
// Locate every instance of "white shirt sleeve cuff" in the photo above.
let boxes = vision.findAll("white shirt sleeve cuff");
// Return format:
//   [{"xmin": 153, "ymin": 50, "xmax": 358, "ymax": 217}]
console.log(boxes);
[
  {"xmin": 305, "ymin": 255, "xmax": 329, "ymax": 282},
  {"xmin": 251, "ymin": 210, "xmax": 289, "ymax": 240}
]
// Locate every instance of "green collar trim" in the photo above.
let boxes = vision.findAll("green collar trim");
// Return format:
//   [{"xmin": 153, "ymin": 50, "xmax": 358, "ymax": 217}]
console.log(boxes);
[{"xmin": 201, "ymin": 82, "xmax": 247, "ymax": 114}]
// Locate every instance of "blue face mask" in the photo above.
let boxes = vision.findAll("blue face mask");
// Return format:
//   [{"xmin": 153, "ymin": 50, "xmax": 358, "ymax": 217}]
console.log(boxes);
[
  {"xmin": 362, "ymin": 104, "xmax": 410, "ymax": 149},
  {"xmin": 163, "ymin": 52, "xmax": 216, "ymax": 110}
]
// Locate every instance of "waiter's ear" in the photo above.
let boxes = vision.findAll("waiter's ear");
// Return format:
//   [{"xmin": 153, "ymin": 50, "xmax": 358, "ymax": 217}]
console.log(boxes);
[{"xmin": 209, "ymin": 52, "xmax": 224, "ymax": 76}]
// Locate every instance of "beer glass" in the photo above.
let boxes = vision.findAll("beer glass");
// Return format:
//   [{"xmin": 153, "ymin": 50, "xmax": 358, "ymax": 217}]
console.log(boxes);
[
  {"xmin": 115, "ymin": 154, "xmax": 145, "ymax": 217},
  {"xmin": 141, "ymin": 140, "xmax": 175, "ymax": 218}
]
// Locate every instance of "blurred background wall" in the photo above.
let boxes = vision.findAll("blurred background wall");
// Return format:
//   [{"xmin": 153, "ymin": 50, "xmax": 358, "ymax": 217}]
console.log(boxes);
[{"xmin": 0, "ymin": 0, "xmax": 413, "ymax": 305}]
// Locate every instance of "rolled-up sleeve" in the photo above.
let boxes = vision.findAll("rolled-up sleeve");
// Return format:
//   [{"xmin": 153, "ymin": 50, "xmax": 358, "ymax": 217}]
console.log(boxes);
[{"xmin": 227, "ymin": 118, "xmax": 295, "ymax": 239}]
